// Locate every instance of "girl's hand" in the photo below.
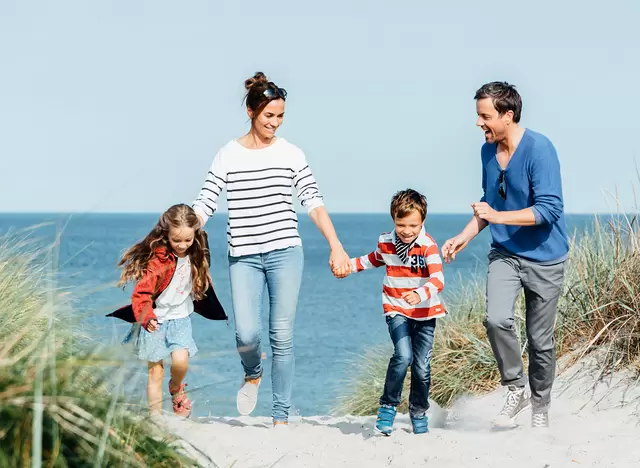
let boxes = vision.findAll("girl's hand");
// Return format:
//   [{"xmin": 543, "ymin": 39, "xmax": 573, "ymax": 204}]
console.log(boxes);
[
  {"xmin": 401, "ymin": 291, "xmax": 421, "ymax": 306},
  {"xmin": 147, "ymin": 319, "xmax": 159, "ymax": 333}
]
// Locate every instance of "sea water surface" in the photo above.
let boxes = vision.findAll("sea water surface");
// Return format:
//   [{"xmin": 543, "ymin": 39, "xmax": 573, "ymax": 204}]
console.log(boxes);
[{"xmin": 0, "ymin": 213, "xmax": 597, "ymax": 417}]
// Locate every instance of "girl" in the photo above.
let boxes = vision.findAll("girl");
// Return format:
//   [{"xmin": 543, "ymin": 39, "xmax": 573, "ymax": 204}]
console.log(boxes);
[
  {"xmin": 191, "ymin": 71, "xmax": 351, "ymax": 427},
  {"xmin": 115, "ymin": 203, "xmax": 217, "ymax": 419}
]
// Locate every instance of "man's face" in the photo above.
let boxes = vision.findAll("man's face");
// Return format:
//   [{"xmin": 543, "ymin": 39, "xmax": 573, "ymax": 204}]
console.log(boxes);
[{"xmin": 476, "ymin": 98, "xmax": 512, "ymax": 144}]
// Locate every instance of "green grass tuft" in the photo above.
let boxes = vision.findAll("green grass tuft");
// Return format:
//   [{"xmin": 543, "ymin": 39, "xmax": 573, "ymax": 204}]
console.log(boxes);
[{"xmin": 0, "ymin": 231, "xmax": 206, "ymax": 467}]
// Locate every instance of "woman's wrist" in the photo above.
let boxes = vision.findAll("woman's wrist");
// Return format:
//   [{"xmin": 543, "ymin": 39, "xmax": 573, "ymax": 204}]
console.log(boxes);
[{"xmin": 329, "ymin": 241, "xmax": 344, "ymax": 251}]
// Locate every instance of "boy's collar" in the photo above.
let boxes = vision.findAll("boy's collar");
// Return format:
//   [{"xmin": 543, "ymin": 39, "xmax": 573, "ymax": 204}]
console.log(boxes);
[{"xmin": 392, "ymin": 226, "xmax": 427, "ymax": 247}]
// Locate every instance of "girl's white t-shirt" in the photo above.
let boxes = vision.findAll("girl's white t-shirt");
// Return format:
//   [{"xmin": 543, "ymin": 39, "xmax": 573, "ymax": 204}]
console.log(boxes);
[{"xmin": 153, "ymin": 256, "xmax": 194, "ymax": 322}]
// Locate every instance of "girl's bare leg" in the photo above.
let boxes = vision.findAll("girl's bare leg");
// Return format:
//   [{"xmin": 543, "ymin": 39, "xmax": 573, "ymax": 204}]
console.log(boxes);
[{"xmin": 147, "ymin": 360, "xmax": 164, "ymax": 414}]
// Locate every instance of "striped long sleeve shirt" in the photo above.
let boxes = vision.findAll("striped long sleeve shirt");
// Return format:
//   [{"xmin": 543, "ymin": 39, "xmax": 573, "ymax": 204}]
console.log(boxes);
[
  {"xmin": 192, "ymin": 138, "xmax": 324, "ymax": 257},
  {"xmin": 350, "ymin": 228, "xmax": 446, "ymax": 320}
]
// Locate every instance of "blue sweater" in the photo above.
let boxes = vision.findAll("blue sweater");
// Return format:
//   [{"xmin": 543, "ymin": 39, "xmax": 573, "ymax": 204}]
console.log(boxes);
[{"xmin": 480, "ymin": 129, "xmax": 569, "ymax": 263}]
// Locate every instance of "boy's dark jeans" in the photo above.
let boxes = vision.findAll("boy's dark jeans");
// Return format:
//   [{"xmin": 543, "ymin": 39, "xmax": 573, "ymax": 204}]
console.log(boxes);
[{"xmin": 380, "ymin": 314, "xmax": 436, "ymax": 417}]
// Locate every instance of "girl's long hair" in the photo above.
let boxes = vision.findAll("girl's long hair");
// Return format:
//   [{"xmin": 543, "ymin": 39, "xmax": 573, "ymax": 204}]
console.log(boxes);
[{"xmin": 117, "ymin": 204, "xmax": 210, "ymax": 300}]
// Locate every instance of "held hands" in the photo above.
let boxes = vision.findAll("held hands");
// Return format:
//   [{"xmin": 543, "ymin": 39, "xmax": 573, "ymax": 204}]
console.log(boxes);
[
  {"xmin": 330, "ymin": 246, "xmax": 352, "ymax": 279},
  {"xmin": 146, "ymin": 319, "xmax": 159, "ymax": 333},
  {"xmin": 401, "ymin": 291, "xmax": 421, "ymax": 306}
]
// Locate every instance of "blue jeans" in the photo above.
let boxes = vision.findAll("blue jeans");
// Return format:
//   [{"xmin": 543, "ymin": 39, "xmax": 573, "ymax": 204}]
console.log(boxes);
[
  {"xmin": 380, "ymin": 314, "xmax": 436, "ymax": 417},
  {"xmin": 228, "ymin": 246, "xmax": 304, "ymax": 422}
]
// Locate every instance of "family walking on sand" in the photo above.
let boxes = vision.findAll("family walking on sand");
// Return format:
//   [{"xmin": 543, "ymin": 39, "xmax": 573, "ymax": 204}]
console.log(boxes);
[{"xmin": 109, "ymin": 71, "xmax": 568, "ymax": 436}]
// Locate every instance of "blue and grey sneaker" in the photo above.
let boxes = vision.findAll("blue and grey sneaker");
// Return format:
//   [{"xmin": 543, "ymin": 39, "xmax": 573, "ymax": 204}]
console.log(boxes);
[
  {"xmin": 410, "ymin": 414, "xmax": 429, "ymax": 434},
  {"xmin": 375, "ymin": 404, "xmax": 397, "ymax": 436}
]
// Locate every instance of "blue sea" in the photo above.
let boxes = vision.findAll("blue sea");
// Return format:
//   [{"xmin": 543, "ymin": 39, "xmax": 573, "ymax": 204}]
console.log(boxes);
[{"xmin": 0, "ymin": 213, "xmax": 597, "ymax": 418}]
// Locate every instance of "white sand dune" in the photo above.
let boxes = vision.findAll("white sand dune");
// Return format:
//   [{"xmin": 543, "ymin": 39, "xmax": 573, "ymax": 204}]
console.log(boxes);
[{"xmin": 167, "ymin": 359, "xmax": 640, "ymax": 468}]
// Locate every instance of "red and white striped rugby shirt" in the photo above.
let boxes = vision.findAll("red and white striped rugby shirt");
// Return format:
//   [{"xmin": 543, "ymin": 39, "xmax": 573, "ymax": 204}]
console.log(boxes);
[{"xmin": 350, "ymin": 228, "xmax": 446, "ymax": 320}]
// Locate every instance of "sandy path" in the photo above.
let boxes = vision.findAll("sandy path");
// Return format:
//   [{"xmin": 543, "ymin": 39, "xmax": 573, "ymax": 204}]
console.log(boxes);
[{"xmin": 167, "ymin": 360, "xmax": 640, "ymax": 467}]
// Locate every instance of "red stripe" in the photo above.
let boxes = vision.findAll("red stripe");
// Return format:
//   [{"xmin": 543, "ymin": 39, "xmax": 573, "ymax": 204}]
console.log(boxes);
[
  {"xmin": 429, "ymin": 277, "xmax": 444, "ymax": 292},
  {"xmin": 425, "ymin": 243, "xmax": 439, "ymax": 257},
  {"xmin": 378, "ymin": 242, "xmax": 396, "ymax": 255},
  {"xmin": 369, "ymin": 251, "xmax": 385, "ymax": 267},
  {"xmin": 383, "ymin": 303, "xmax": 446, "ymax": 319}
]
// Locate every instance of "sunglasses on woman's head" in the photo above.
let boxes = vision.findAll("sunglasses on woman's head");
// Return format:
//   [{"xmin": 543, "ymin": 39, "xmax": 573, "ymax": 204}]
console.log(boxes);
[
  {"xmin": 263, "ymin": 84, "xmax": 287, "ymax": 101},
  {"xmin": 498, "ymin": 170, "xmax": 507, "ymax": 200}
]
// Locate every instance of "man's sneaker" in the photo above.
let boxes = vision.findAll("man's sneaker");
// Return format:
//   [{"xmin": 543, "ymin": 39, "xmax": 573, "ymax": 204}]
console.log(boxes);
[
  {"xmin": 410, "ymin": 414, "xmax": 429, "ymax": 434},
  {"xmin": 493, "ymin": 385, "xmax": 530, "ymax": 428},
  {"xmin": 531, "ymin": 409, "xmax": 549, "ymax": 428},
  {"xmin": 374, "ymin": 405, "xmax": 397, "ymax": 436},
  {"xmin": 237, "ymin": 376, "xmax": 261, "ymax": 416}
]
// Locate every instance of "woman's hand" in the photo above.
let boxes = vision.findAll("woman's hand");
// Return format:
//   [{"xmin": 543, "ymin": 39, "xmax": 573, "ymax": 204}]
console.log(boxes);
[{"xmin": 330, "ymin": 246, "xmax": 352, "ymax": 279}]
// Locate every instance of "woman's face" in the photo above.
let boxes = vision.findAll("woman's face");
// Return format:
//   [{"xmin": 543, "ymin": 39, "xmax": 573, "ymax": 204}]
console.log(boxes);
[{"xmin": 249, "ymin": 99, "xmax": 285, "ymax": 140}]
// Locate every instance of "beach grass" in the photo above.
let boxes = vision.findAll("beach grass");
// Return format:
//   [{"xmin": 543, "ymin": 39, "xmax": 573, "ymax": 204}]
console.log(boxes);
[
  {"xmin": 0, "ymin": 232, "xmax": 204, "ymax": 467},
  {"xmin": 334, "ymin": 213, "xmax": 640, "ymax": 415}
]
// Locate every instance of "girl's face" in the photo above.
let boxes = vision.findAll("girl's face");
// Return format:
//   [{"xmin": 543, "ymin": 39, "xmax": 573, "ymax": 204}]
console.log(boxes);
[
  {"xmin": 248, "ymin": 99, "xmax": 285, "ymax": 140},
  {"xmin": 168, "ymin": 225, "xmax": 195, "ymax": 258}
]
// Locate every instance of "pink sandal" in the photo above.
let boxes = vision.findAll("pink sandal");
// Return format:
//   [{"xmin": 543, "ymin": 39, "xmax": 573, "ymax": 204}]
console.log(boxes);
[{"xmin": 168, "ymin": 380, "xmax": 192, "ymax": 417}]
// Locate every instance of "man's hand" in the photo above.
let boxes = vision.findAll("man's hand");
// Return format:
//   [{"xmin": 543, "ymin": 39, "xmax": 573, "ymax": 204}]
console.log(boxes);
[
  {"xmin": 471, "ymin": 202, "xmax": 501, "ymax": 224},
  {"xmin": 401, "ymin": 291, "xmax": 421, "ymax": 306}
]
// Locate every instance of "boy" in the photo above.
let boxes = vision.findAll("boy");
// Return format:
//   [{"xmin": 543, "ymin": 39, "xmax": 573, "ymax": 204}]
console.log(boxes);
[{"xmin": 343, "ymin": 189, "xmax": 445, "ymax": 435}]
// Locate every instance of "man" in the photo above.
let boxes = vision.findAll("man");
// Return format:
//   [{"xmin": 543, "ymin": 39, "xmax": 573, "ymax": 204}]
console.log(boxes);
[{"xmin": 441, "ymin": 82, "xmax": 568, "ymax": 429}]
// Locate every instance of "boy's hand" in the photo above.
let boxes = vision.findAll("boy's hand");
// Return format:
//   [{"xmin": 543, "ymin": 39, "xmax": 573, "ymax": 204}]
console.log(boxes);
[
  {"xmin": 441, "ymin": 234, "xmax": 468, "ymax": 263},
  {"xmin": 147, "ymin": 319, "xmax": 159, "ymax": 333},
  {"xmin": 333, "ymin": 267, "xmax": 351, "ymax": 278},
  {"xmin": 402, "ymin": 291, "xmax": 421, "ymax": 306}
]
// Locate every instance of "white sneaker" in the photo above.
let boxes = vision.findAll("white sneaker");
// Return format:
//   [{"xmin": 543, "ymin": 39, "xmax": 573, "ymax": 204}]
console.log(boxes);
[
  {"xmin": 493, "ymin": 385, "xmax": 530, "ymax": 428},
  {"xmin": 237, "ymin": 376, "xmax": 261, "ymax": 416},
  {"xmin": 531, "ymin": 409, "xmax": 549, "ymax": 428}
]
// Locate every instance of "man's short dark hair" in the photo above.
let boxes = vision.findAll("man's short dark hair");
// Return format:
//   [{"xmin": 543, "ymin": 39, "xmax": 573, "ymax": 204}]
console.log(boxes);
[{"xmin": 474, "ymin": 81, "xmax": 522, "ymax": 123}]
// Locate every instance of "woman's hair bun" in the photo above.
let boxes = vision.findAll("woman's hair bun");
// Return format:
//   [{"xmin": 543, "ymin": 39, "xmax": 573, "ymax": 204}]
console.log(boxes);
[{"xmin": 244, "ymin": 72, "xmax": 268, "ymax": 90}]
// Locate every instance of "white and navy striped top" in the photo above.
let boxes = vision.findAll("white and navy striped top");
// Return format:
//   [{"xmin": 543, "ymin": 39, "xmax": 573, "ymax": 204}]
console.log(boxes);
[{"xmin": 192, "ymin": 138, "xmax": 325, "ymax": 257}]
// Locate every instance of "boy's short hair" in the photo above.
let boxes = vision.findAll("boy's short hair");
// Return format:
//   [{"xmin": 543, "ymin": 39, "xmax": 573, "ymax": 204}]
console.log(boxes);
[{"xmin": 390, "ymin": 189, "xmax": 428, "ymax": 221}]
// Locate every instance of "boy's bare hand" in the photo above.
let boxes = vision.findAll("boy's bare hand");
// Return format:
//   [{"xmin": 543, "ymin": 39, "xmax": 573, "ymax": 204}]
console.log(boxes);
[
  {"xmin": 147, "ymin": 319, "xmax": 158, "ymax": 333},
  {"xmin": 402, "ymin": 291, "xmax": 421, "ymax": 306}
]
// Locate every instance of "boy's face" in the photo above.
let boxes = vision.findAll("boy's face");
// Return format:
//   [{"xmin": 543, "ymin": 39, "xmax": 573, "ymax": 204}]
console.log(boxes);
[{"xmin": 393, "ymin": 210, "xmax": 423, "ymax": 244}]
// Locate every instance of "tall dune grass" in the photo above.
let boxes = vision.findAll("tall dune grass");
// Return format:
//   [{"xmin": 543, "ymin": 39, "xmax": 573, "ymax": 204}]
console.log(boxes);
[
  {"xmin": 335, "ymin": 214, "xmax": 640, "ymax": 415},
  {"xmin": 0, "ymin": 232, "xmax": 204, "ymax": 467}
]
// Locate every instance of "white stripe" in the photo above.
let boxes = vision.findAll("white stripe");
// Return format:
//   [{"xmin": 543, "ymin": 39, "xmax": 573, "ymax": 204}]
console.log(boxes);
[
  {"xmin": 358, "ymin": 255, "xmax": 377, "ymax": 270},
  {"xmin": 382, "ymin": 293, "xmax": 442, "ymax": 309},
  {"xmin": 380, "ymin": 253, "xmax": 408, "ymax": 267},
  {"xmin": 230, "ymin": 219, "xmax": 299, "ymax": 237},
  {"xmin": 426, "ymin": 254, "xmax": 442, "ymax": 264},
  {"xmin": 384, "ymin": 276, "xmax": 429, "ymax": 289}
]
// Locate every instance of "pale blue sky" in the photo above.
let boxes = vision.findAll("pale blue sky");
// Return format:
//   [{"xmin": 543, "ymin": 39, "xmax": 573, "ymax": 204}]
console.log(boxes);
[{"xmin": 1, "ymin": 0, "xmax": 639, "ymax": 214}]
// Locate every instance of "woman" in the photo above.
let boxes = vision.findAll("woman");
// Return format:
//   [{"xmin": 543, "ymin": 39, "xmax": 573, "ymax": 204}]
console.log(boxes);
[{"xmin": 192, "ymin": 71, "xmax": 351, "ymax": 427}]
